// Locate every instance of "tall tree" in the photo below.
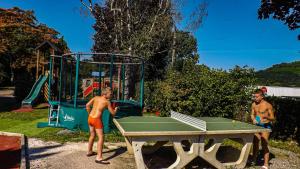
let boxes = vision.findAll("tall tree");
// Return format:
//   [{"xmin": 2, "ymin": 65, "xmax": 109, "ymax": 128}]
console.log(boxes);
[
  {"xmin": 258, "ymin": 0, "xmax": 300, "ymax": 40},
  {"xmin": 0, "ymin": 7, "xmax": 69, "ymax": 87},
  {"xmin": 81, "ymin": 0, "xmax": 207, "ymax": 73},
  {"xmin": 80, "ymin": 0, "xmax": 206, "ymax": 99}
]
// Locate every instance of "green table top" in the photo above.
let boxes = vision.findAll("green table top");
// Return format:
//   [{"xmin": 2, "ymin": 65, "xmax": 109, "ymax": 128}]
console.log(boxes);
[{"xmin": 114, "ymin": 116, "xmax": 270, "ymax": 136}]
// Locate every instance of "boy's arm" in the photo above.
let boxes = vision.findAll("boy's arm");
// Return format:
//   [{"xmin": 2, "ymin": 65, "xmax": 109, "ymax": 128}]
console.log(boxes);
[
  {"xmin": 85, "ymin": 97, "xmax": 95, "ymax": 114},
  {"xmin": 251, "ymin": 103, "xmax": 257, "ymax": 124},
  {"xmin": 265, "ymin": 104, "xmax": 275, "ymax": 122},
  {"xmin": 107, "ymin": 102, "xmax": 118, "ymax": 116}
]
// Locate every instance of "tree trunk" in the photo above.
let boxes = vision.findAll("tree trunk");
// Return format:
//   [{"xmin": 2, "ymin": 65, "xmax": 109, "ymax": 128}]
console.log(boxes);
[
  {"xmin": 171, "ymin": 25, "xmax": 176, "ymax": 67},
  {"xmin": 124, "ymin": 0, "xmax": 132, "ymax": 100}
]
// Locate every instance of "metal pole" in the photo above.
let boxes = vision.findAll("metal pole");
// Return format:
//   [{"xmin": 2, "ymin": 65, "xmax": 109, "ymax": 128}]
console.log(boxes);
[
  {"xmin": 98, "ymin": 64, "xmax": 102, "ymax": 95},
  {"xmin": 59, "ymin": 56, "xmax": 63, "ymax": 102},
  {"xmin": 140, "ymin": 61, "xmax": 144, "ymax": 107},
  {"xmin": 48, "ymin": 56, "xmax": 53, "ymax": 102},
  {"xmin": 121, "ymin": 64, "xmax": 125, "ymax": 100},
  {"xmin": 109, "ymin": 54, "xmax": 114, "ymax": 89},
  {"xmin": 74, "ymin": 54, "xmax": 80, "ymax": 108},
  {"xmin": 70, "ymin": 60, "xmax": 73, "ymax": 100},
  {"xmin": 63, "ymin": 58, "xmax": 66, "ymax": 100}
]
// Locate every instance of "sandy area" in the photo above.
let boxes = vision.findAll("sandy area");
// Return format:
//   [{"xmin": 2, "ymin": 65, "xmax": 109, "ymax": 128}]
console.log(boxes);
[
  {"xmin": 28, "ymin": 138, "xmax": 135, "ymax": 169},
  {"xmin": 27, "ymin": 138, "xmax": 300, "ymax": 169}
]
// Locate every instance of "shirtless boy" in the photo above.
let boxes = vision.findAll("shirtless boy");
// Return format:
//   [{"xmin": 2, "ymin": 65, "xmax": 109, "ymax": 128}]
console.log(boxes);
[
  {"xmin": 251, "ymin": 89, "xmax": 275, "ymax": 169},
  {"xmin": 85, "ymin": 87, "xmax": 118, "ymax": 164}
]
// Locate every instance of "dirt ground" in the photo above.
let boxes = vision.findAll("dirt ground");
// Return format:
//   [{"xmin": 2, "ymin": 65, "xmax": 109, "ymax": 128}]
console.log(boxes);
[
  {"xmin": 0, "ymin": 87, "xmax": 20, "ymax": 111},
  {"xmin": 27, "ymin": 138, "xmax": 300, "ymax": 169}
]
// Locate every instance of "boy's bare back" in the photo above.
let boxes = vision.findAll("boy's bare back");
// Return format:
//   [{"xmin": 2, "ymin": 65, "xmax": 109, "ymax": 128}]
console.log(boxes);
[{"xmin": 86, "ymin": 96, "xmax": 109, "ymax": 118}]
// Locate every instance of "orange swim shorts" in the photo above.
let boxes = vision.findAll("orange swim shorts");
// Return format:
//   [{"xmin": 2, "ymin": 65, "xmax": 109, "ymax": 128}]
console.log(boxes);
[{"xmin": 88, "ymin": 116, "xmax": 103, "ymax": 129}]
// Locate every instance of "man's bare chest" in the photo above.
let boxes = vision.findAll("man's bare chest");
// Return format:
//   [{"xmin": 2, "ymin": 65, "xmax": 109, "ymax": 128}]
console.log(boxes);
[{"xmin": 253, "ymin": 104, "xmax": 268, "ymax": 114}]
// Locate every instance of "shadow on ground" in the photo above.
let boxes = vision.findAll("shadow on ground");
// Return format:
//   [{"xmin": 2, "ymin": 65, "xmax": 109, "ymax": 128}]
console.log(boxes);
[
  {"xmin": 29, "ymin": 144, "xmax": 63, "ymax": 160},
  {"xmin": 142, "ymin": 145, "xmax": 275, "ymax": 169},
  {"xmin": 103, "ymin": 147, "xmax": 127, "ymax": 161},
  {"xmin": 0, "ymin": 96, "xmax": 21, "ymax": 112}
]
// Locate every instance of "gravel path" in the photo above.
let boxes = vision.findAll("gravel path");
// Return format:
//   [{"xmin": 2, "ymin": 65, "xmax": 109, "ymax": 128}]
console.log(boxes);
[
  {"xmin": 28, "ymin": 138, "xmax": 135, "ymax": 169},
  {"xmin": 28, "ymin": 138, "xmax": 300, "ymax": 169}
]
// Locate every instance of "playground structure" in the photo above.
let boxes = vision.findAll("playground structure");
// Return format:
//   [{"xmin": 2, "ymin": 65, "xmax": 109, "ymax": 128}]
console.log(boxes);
[
  {"xmin": 21, "ymin": 41, "xmax": 62, "ymax": 108},
  {"xmin": 82, "ymin": 77, "xmax": 118, "ymax": 99},
  {"xmin": 21, "ymin": 75, "xmax": 48, "ymax": 107},
  {"xmin": 37, "ymin": 53, "xmax": 144, "ymax": 133}
]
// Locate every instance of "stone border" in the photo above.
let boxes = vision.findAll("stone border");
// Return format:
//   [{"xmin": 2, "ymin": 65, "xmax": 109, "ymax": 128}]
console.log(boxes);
[{"xmin": 0, "ymin": 131, "xmax": 28, "ymax": 169}]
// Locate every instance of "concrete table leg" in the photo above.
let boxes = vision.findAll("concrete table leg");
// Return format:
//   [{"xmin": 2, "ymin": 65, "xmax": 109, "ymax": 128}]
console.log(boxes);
[
  {"xmin": 223, "ymin": 134, "xmax": 254, "ymax": 169},
  {"xmin": 199, "ymin": 137, "xmax": 225, "ymax": 169},
  {"xmin": 200, "ymin": 134, "xmax": 254, "ymax": 169},
  {"xmin": 168, "ymin": 137, "xmax": 200, "ymax": 169},
  {"xmin": 125, "ymin": 136, "xmax": 133, "ymax": 155},
  {"xmin": 132, "ymin": 140, "xmax": 147, "ymax": 169},
  {"xmin": 143, "ymin": 141, "xmax": 168, "ymax": 155}
]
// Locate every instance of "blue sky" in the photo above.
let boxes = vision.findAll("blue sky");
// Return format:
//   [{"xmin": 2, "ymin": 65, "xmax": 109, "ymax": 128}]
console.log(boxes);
[{"xmin": 1, "ymin": 0, "xmax": 299, "ymax": 70}]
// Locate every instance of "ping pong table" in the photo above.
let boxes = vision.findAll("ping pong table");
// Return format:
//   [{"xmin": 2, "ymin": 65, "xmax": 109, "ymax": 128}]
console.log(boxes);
[{"xmin": 113, "ymin": 111, "xmax": 271, "ymax": 169}]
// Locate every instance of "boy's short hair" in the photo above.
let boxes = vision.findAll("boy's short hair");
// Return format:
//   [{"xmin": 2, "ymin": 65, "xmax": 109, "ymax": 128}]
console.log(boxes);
[
  {"xmin": 102, "ymin": 87, "xmax": 111, "ymax": 95},
  {"xmin": 254, "ymin": 88, "xmax": 264, "ymax": 96}
]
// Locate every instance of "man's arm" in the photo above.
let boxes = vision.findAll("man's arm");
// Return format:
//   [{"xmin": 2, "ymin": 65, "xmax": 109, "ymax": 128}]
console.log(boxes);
[
  {"xmin": 107, "ymin": 102, "xmax": 118, "ymax": 116},
  {"xmin": 265, "ymin": 103, "xmax": 275, "ymax": 122},
  {"xmin": 251, "ymin": 103, "xmax": 257, "ymax": 124},
  {"xmin": 85, "ymin": 97, "xmax": 95, "ymax": 114}
]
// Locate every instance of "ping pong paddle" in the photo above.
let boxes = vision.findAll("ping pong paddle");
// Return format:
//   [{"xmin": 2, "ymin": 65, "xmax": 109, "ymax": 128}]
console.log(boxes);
[{"xmin": 255, "ymin": 116, "xmax": 261, "ymax": 124}]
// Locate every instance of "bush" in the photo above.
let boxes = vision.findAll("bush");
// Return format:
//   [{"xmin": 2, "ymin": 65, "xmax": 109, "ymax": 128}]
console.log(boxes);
[
  {"xmin": 265, "ymin": 96, "xmax": 300, "ymax": 142},
  {"xmin": 145, "ymin": 59, "xmax": 256, "ymax": 121}
]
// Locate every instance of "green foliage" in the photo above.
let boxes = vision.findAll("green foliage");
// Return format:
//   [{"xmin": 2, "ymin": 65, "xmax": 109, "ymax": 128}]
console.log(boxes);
[
  {"xmin": 0, "ymin": 7, "xmax": 69, "ymax": 79},
  {"xmin": 172, "ymin": 31, "xmax": 199, "ymax": 71},
  {"xmin": 0, "ymin": 7, "xmax": 69, "ymax": 98},
  {"xmin": 0, "ymin": 57, "xmax": 9, "ymax": 85},
  {"xmin": 256, "ymin": 61, "xmax": 300, "ymax": 87},
  {"xmin": 258, "ymin": 0, "xmax": 299, "ymax": 40},
  {"xmin": 91, "ymin": 1, "xmax": 202, "ymax": 80},
  {"xmin": 0, "ymin": 109, "xmax": 124, "ymax": 143},
  {"xmin": 269, "ymin": 139, "xmax": 300, "ymax": 155},
  {"xmin": 145, "ymin": 59, "xmax": 256, "ymax": 120},
  {"xmin": 265, "ymin": 96, "xmax": 300, "ymax": 142}
]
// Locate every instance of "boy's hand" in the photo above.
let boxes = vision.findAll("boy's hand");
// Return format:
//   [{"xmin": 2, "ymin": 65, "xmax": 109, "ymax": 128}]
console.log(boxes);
[
  {"xmin": 261, "ymin": 113, "xmax": 269, "ymax": 122},
  {"xmin": 114, "ymin": 106, "xmax": 119, "ymax": 112},
  {"xmin": 253, "ymin": 119, "xmax": 258, "ymax": 124}
]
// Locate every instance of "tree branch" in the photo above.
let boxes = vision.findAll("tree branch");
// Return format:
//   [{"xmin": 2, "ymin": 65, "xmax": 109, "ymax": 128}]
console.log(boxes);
[{"xmin": 80, "ymin": 0, "xmax": 93, "ymax": 12}]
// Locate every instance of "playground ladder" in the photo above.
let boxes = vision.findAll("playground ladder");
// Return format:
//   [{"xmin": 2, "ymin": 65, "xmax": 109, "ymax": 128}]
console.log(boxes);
[{"xmin": 48, "ymin": 104, "xmax": 60, "ymax": 126}]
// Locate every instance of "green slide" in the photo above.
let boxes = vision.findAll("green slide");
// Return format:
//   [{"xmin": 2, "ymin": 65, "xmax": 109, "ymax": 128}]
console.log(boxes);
[{"xmin": 22, "ymin": 75, "xmax": 48, "ymax": 107}]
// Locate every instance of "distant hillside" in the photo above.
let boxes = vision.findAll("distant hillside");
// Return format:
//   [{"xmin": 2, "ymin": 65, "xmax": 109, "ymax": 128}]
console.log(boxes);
[{"xmin": 256, "ymin": 61, "xmax": 300, "ymax": 87}]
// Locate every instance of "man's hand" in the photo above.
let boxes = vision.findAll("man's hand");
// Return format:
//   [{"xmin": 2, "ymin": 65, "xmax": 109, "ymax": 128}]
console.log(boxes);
[
  {"xmin": 261, "ymin": 116, "xmax": 269, "ymax": 123},
  {"xmin": 253, "ymin": 119, "xmax": 258, "ymax": 124},
  {"xmin": 86, "ymin": 106, "xmax": 91, "ymax": 114}
]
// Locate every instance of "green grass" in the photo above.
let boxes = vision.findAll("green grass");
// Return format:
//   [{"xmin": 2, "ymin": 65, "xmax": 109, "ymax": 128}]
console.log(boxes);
[
  {"xmin": 0, "ymin": 109, "xmax": 123, "ymax": 143},
  {"xmin": 269, "ymin": 139, "xmax": 300, "ymax": 156},
  {"xmin": 221, "ymin": 139, "xmax": 300, "ymax": 156},
  {"xmin": 0, "ymin": 109, "xmax": 299, "ymax": 156}
]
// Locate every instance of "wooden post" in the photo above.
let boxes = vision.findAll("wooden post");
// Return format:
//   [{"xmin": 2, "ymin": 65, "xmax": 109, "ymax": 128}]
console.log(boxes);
[
  {"xmin": 42, "ymin": 52, "xmax": 45, "ymax": 75},
  {"xmin": 50, "ymin": 48, "xmax": 55, "ymax": 55},
  {"xmin": 36, "ymin": 50, "xmax": 40, "ymax": 80},
  {"xmin": 117, "ymin": 65, "xmax": 121, "ymax": 99}
]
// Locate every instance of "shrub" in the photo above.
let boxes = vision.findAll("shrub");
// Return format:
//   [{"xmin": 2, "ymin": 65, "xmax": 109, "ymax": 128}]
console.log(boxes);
[
  {"xmin": 265, "ymin": 96, "xmax": 300, "ymax": 142},
  {"xmin": 145, "ymin": 59, "xmax": 256, "ymax": 121}
]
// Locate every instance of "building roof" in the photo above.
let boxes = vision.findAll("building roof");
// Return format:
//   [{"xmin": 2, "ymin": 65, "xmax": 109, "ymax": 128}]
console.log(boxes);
[
  {"xmin": 35, "ymin": 40, "xmax": 61, "ymax": 53},
  {"xmin": 259, "ymin": 86, "xmax": 300, "ymax": 98}
]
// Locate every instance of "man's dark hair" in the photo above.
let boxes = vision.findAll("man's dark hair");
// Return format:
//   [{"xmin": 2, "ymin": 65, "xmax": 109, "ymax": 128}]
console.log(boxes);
[{"xmin": 254, "ymin": 89, "xmax": 264, "ymax": 96}]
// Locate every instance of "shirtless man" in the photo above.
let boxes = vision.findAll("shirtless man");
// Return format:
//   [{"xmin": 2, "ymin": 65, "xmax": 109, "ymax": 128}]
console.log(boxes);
[
  {"xmin": 251, "ymin": 89, "xmax": 275, "ymax": 169},
  {"xmin": 85, "ymin": 87, "xmax": 118, "ymax": 164}
]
